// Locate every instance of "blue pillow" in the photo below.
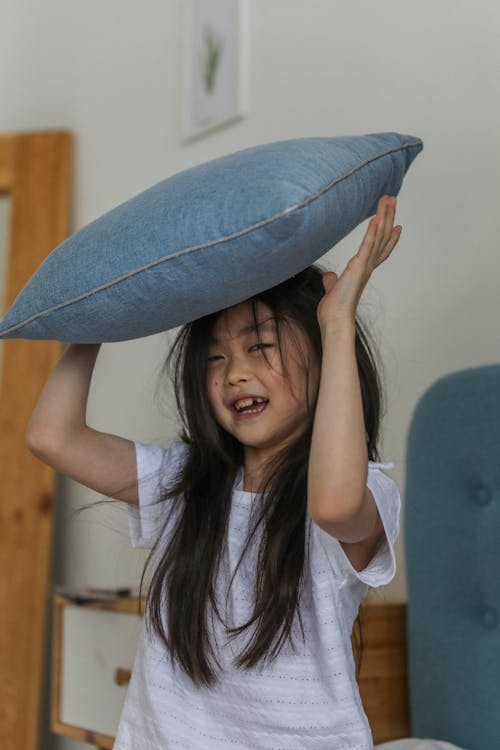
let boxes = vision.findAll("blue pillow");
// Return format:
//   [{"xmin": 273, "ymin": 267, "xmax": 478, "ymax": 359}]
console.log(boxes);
[{"xmin": 0, "ymin": 133, "xmax": 422, "ymax": 343}]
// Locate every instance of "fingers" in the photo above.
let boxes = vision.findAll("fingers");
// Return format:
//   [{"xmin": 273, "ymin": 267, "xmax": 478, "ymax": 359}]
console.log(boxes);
[
  {"xmin": 375, "ymin": 195, "xmax": 402, "ymax": 266},
  {"xmin": 358, "ymin": 195, "xmax": 402, "ymax": 268},
  {"xmin": 376, "ymin": 196, "xmax": 399, "ymax": 253},
  {"xmin": 374, "ymin": 224, "xmax": 402, "ymax": 268},
  {"xmin": 318, "ymin": 196, "xmax": 402, "ymax": 325}
]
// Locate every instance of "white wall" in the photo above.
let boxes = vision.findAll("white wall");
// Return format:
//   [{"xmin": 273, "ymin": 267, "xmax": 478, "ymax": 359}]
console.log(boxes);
[{"xmin": 2, "ymin": 1, "xmax": 499, "ymax": 747}]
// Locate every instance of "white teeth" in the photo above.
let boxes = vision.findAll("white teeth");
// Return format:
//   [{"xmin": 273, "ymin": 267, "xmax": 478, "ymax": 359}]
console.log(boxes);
[{"xmin": 234, "ymin": 397, "xmax": 266, "ymax": 412}]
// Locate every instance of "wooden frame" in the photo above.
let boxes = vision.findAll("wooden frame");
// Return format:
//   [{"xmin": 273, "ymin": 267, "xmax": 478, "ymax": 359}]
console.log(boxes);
[
  {"xmin": 51, "ymin": 597, "xmax": 409, "ymax": 748},
  {"xmin": 0, "ymin": 131, "xmax": 72, "ymax": 750}
]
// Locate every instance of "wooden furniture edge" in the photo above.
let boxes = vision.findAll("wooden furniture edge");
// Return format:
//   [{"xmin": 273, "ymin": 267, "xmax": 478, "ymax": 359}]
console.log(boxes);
[
  {"xmin": 357, "ymin": 600, "xmax": 410, "ymax": 742},
  {"xmin": 51, "ymin": 594, "xmax": 145, "ymax": 749}
]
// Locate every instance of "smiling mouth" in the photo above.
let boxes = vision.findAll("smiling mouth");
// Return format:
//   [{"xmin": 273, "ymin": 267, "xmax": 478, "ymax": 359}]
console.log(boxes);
[{"xmin": 233, "ymin": 397, "xmax": 268, "ymax": 415}]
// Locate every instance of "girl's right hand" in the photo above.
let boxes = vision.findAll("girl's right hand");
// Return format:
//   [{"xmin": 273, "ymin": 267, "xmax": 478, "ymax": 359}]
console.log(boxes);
[
  {"xmin": 317, "ymin": 195, "xmax": 402, "ymax": 333},
  {"xmin": 26, "ymin": 343, "xmax": 139, "ymax": 504}
]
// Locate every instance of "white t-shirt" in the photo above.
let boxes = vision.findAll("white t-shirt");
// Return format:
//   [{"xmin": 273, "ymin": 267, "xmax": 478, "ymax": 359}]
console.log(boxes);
[{"xmin": 114, "ymin": 441, "xmax": 400, "ymax": 750}]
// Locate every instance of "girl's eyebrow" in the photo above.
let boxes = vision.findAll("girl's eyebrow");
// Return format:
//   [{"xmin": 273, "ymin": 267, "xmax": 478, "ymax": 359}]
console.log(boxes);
[{"xmin": 210, "ymin": 317, "xmax": 276, "ymax": 344}]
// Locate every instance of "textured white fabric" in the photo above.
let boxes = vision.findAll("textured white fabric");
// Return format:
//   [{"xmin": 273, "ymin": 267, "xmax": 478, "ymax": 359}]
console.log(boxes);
[{"xmin": 115, "ymin": 441, "xmax": 401, "ymax": 750}]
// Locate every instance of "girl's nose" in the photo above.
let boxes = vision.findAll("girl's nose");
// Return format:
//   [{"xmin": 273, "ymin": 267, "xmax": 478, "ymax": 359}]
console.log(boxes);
[{"xmin": 225, "ymin": 355, "xmax": 251, "ymax": 384}]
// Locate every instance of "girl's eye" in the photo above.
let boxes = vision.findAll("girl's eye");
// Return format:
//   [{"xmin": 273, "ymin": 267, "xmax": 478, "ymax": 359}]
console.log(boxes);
[
  {"xmin": 250, "ymin": 342, "xmax": 273, "ymax": 353},
  {"xmin": 207, "ymin": 354, "xmax": 224, "ymax": 363}
]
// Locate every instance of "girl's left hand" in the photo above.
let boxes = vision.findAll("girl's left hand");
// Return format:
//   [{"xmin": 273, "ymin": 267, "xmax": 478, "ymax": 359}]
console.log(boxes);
[{"xmin": 317, "ymin": 195, "xmax": 402, "ymax": 331}]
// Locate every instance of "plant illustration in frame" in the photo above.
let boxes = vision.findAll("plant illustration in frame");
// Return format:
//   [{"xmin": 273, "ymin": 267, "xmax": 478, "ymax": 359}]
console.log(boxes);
[
  {"xmin": 182, "ymin": 0, "xmax": 247, "ymax": 140},
  {"xmin": 203, "ymin": 25, "xmax": 224, "ymax": 93}
]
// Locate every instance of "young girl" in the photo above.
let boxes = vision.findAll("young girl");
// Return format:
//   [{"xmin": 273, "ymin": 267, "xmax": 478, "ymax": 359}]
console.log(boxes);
[{"xmin": 27, "ymin": 195, "xmax": 402, "ymax": 749}]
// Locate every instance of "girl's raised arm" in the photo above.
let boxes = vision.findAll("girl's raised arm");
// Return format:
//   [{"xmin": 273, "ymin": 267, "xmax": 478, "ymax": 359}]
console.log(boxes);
[
  {"xmin": 26, "ymin": 344, "xmax": 138, "ymax": 504},
  {"xmin": 308, "ymin": 196, "xmax": 401, "ymax": 556}
]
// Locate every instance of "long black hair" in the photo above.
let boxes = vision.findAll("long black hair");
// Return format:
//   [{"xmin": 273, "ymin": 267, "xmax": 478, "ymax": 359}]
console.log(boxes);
[{"xmin": 141, "ymin": 265, "xmax": 382, "ymax": 687}]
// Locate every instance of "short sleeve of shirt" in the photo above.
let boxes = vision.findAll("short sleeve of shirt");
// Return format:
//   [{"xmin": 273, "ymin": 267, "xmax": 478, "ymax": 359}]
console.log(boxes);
[
  {"xmin": 310, "ymin": 462, "xmax": 401, "ymax": 588},
  {"xmin": 127, "ymin": 441, "xmax": 186, "ymax": 549}
]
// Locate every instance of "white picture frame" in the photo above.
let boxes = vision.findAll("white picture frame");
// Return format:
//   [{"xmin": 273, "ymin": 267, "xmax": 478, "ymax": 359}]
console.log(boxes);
[{"xmin": 181, "ymin": 0, "xmax": 248, "ymax": 141}]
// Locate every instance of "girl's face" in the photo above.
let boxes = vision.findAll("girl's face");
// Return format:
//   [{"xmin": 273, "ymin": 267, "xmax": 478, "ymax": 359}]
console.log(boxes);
[{"xmin": 206, "ymin": 300, "xmax": 319, "ymax": 480}]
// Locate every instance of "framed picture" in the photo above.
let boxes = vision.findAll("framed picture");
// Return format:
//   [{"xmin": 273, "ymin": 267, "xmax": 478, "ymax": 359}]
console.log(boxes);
[{"xmin": 182, "ymin": 0, "xmax": 248, "ymax": 141}]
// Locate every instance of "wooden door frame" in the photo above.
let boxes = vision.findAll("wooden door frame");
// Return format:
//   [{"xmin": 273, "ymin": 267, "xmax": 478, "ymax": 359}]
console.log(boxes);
[{"xmin": 0, "ymin": 131, "xmax": 72, "ymax": 750}]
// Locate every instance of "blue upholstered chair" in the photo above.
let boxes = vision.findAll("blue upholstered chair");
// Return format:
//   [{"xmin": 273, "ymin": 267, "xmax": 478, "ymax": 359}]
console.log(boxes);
[{"xmin": 404, "ymin": 364, "xmax": 500, "ymax": 750}]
